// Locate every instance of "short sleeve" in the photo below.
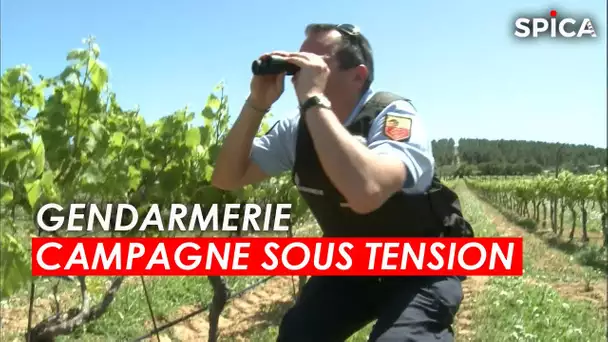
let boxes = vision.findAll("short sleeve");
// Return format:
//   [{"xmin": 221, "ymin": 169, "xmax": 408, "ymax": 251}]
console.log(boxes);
[
  {"xmin": 250, "ymin": 112, "xmax": 299, "ymax": 176},
  {"xmin": 365, "ymin": 100, "xmax": 435, "ymax": 194}
]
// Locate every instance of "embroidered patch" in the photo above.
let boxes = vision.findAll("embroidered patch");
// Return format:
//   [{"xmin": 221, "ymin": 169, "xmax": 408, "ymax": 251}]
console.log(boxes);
[{"xmin": 383, "ymin": 115, "xmax": 412, "ymax": 141}]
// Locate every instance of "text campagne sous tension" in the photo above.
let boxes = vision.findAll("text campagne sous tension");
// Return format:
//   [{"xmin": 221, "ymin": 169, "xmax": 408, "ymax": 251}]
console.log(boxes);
[{"xmin": 36, "ymin": 203, "xmax": 293, "ymax": 232}]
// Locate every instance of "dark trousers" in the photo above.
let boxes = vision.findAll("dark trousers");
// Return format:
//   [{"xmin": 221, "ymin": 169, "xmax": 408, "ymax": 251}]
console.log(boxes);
[{"xmin": 277, "ymin": 275, "xmax": 463, "ymax": 342}]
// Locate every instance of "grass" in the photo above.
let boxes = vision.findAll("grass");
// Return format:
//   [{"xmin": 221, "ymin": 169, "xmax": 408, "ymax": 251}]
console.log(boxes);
[
  {"xmin": 1, "ymin": 274, "xmax": 269, "ymax": 341},
  {"xmin": 1, "ymin": 181, "xmax": 606, "ymax": 341},
  {"xmin": 460, "ymin": 182, "xmax": 607, "ymax": 342},
  {"xmin": 473, "ymin": 277, "xmax": 605, "ymax": 342},
  {"xmin": 0, "ymin": 222, "xmax": 319, "ymax": 342}
]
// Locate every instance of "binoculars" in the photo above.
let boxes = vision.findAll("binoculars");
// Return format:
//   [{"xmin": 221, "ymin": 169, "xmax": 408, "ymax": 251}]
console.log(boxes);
[{"xmin": 251, "ymin": 55, "xmax": 300, "ymax": 76}]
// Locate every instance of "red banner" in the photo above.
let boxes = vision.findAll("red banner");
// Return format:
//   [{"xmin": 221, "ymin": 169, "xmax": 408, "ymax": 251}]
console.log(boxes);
[{"xmin": 31, "ymin": 237, "xmax": 523, "ymax": 276}]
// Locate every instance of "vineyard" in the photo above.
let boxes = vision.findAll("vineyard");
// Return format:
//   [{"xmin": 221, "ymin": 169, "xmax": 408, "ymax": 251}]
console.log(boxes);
[
  {"xmin": 0, "ymin": 38, "xmax": 313, "ymax": 341},
  {"xmin": 466, "ymin": 172, "xmax": 607, "ymax": 247},
  {"xmin": 1, "ymin": 38, "xmax": 607, "ymax": 342}
]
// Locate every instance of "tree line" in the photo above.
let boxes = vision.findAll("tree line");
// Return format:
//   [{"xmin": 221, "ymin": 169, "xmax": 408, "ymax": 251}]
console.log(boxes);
[{"xmin": 431, "ymin": 138, "xmax": 606, "ymax": 177}]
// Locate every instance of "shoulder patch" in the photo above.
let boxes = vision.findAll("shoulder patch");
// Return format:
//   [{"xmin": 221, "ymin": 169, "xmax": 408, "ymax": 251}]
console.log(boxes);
[{"xmin": 383, "ymin": 114, "xmax": 412, "ymax": 141}]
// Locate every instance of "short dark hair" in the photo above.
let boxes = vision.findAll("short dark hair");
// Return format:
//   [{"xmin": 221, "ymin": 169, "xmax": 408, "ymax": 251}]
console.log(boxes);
[{"xmin": 305, "ymin": 23, "xmax": 374, "ymax": 93}]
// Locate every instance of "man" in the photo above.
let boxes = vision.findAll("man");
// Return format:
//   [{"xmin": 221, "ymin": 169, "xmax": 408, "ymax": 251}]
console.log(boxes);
[{"xmin": 212, "ymin": 23, "xmax": 472, "ymax": 341}]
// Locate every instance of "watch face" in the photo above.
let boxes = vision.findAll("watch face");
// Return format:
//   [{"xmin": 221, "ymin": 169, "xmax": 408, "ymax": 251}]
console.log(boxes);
[{"xmin": 313, "ymin": 96, "xmax": 330, "ymax": 109}]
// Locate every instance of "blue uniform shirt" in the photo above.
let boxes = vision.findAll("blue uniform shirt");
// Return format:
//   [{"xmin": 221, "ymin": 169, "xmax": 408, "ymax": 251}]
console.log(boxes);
[{"xmin": 249, "ymin": 89, "xmax": 435, "ymax": 195}]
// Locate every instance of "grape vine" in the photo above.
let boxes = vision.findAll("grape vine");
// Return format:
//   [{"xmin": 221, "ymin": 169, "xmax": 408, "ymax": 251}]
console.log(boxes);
[
  {"xmin": 0, "ymin": 37, "xmax": 309, "ymax": 341},
  {"xmin": 466, "ymin": 170, "xmax": 608, "ymax": 246}
]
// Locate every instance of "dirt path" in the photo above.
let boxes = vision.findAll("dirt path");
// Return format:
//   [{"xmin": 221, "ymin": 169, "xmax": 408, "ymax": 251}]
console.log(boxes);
[
  {"xmin": 455, "ymin": 185, "xmax": 606, "ymax": 341},
  {"xmin": 147, "ymin": 276, "xmax": 297, "ymax": 342},
  {"xmin": 452, "ymin": 205, "xmax": 526, "ymax": 341},
  {"xmin": 453, "ymin": 275, "xmax": 488, "ymax": 341},
  {"xmin": 484, "ymin": 202, "xmax": 607, "ymax": 307},
  {"xmin": 453, "ymin": 202, "xmax": 512, "ymax": 341}
]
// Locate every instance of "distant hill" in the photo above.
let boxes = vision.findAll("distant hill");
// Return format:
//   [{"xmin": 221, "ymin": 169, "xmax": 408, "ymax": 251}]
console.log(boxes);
[{"xmin": 432, "ymin": 138, "xmax": 606, "ymax": 177}]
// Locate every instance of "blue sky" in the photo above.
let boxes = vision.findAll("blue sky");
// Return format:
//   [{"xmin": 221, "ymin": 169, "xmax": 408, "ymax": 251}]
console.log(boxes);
[{"xmin": 2, "ymin": 0, "xmax": 606, "ymax": 147}]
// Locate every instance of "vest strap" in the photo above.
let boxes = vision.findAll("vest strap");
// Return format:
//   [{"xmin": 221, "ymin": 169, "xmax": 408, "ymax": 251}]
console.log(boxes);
[{"xmin": 350, "ymin": 92, "xmax": 413, "ymax": 136}]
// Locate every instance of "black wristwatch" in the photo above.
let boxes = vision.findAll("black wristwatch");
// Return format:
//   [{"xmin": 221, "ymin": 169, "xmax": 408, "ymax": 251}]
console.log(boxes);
[{"xmin": 299, "ymin": 95, "xmax": 332, "ymax": 116}]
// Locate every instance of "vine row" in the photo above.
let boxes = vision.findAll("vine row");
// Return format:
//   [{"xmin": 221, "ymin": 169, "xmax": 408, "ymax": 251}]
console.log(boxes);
[
  {"xmin": 0, "ymin": 37, "xmax": 309, "ymax": 341},
  {"xmin": 466, "ymin": 171, "xmax": 607, "ymax": 245}
]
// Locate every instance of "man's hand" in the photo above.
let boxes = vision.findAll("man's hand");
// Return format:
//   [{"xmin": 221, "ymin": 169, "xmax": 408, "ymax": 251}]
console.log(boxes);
[
  {"xmin": 271, "ymin": 51, "xmax": 331, "ymax": 104},
  {"xmin": 249, "ymin": 54, "xmax": 287, "ymax": 110}
]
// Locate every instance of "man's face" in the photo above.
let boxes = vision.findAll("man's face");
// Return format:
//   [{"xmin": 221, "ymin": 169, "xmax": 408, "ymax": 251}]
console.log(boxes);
[{"xmin": 296, "ymin": 30, "xmax": 367, "ymax": 118}]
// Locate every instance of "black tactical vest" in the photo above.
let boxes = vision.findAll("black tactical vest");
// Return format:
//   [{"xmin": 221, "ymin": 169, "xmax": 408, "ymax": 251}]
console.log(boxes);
[{"xmin": 291, "ymin": 92, "xmax": 474, "ymax": 238}]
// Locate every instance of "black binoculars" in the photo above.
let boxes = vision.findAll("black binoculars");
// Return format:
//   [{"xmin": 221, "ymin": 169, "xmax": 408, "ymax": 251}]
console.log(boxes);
[{"xmin": 251, "ymin": 55, "xmax": 300, "ymax": 76}]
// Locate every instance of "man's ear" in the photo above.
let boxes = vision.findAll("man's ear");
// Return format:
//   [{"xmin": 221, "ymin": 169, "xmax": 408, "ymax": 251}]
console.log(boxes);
[{"xmin": 353, "ymin": 64, "xmax": 369, "ymax": 84}]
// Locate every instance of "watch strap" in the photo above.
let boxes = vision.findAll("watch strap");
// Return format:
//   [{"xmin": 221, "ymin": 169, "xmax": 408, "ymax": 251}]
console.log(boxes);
[{"xmin": 299, "ymin": 95, "xmax": 331, "ymax": 116}]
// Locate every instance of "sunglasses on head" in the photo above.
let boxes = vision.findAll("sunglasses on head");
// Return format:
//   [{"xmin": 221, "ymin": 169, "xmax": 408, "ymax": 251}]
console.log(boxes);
[{"xmin": 335, "ymin": 24, "xmax": 361, "ymax": 37}]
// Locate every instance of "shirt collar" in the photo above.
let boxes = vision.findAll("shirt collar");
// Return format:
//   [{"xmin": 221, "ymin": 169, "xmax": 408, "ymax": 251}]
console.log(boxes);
[{"xmin": 343, "ymin": 87, "xmax": 374, "ymax": 126}]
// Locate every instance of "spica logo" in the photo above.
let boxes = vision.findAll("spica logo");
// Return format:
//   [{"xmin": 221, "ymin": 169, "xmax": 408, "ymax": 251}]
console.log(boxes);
[{"xmin": 514, "ymin": 9, "xmax": 596, "ymax": 38}]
